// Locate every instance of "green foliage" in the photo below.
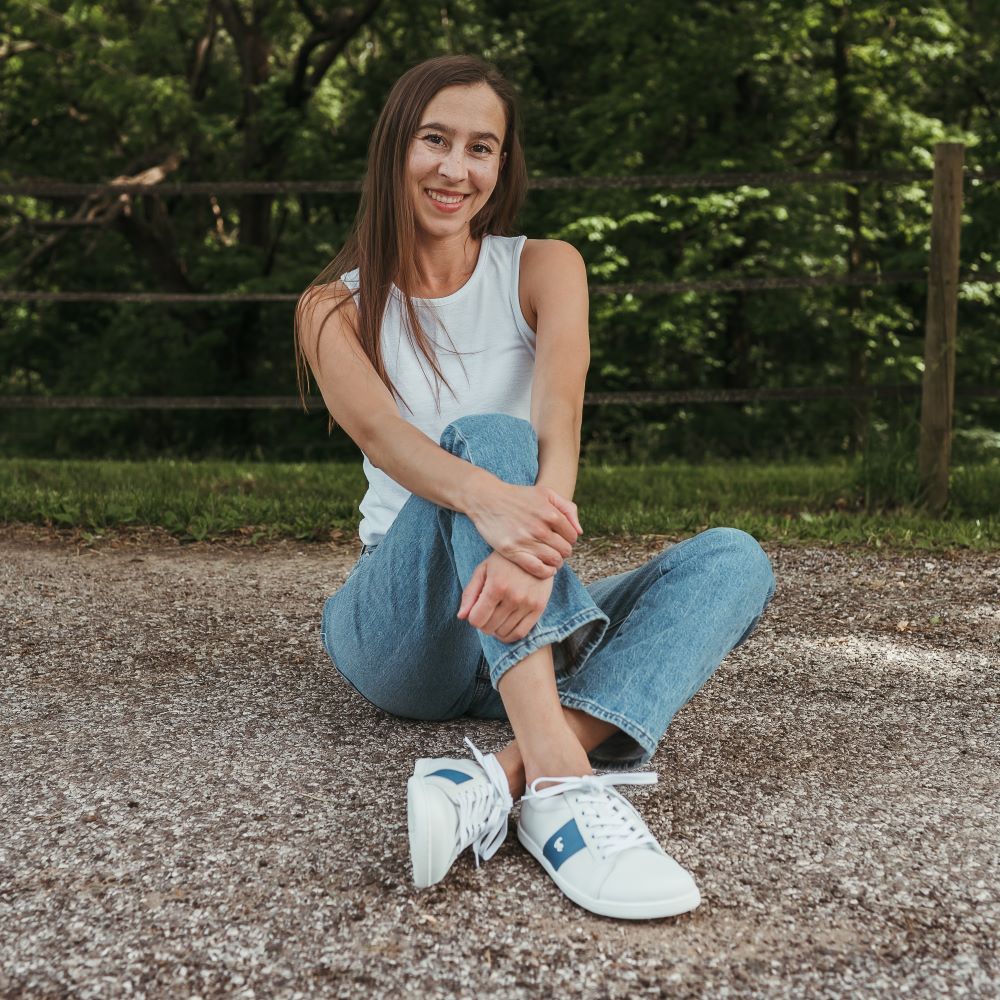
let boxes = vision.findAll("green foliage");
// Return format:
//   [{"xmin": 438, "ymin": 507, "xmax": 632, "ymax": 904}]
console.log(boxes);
[{"xmin": 1, "ymin": 0, "xmax": 998, "ymax": 460}]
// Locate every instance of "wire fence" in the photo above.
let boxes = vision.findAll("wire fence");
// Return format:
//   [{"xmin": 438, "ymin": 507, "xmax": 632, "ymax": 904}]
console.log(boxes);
[
  {"xmin": 1, "ymin": 385, "xmax": 998, "ymax": 411},
  {"xmin": 3, "ymin": 269, "xmax": 1000, "ymax": 304},
  {"xmin": 3, "ymin": 165, "xmax": 999, "ymax": 197},
  {"xmin": 1, "ymin": 158, "xmax": 997, "ymax": 439}
]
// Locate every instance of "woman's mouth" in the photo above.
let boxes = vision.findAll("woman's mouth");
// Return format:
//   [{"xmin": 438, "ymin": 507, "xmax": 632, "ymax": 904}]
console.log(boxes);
[{"xmin": 424, "ymin": 188, "xmax": 470, "ymax": 213}]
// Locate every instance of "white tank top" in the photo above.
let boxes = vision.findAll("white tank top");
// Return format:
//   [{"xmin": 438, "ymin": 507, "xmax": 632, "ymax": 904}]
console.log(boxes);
[{"xmin": 340, "ymin": 233, "xmax": 537, "ymax": 546}]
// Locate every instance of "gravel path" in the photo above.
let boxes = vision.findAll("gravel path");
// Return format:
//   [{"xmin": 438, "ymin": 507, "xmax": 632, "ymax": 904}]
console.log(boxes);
[{"xmin": 2, "ymin": 527, "xmax": 998, "ymax": 999}]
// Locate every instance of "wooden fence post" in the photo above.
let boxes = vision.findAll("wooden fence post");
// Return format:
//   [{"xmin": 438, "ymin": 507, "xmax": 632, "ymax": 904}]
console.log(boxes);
[{"xmin": 918, "ymin": 142, "xmax": 964, "ymax": 513}]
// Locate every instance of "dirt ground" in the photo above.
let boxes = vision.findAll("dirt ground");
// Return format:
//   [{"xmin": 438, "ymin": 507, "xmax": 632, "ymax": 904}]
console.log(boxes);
[{"xmin": 1, "ymin": 525, "xmax": 998, "ymax": 999}]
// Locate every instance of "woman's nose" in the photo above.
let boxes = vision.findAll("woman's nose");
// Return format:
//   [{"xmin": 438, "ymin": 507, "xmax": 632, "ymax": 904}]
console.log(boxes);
[{"xmin": 438, "ymin": 147, "xmax": 467, "ymax": 181}]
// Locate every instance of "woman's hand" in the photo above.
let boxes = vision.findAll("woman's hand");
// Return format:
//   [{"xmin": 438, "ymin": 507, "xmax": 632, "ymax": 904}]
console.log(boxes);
[
  {"xmin": 457, "ymin": 551, "xmax": 555, "ymax": 642},
  {"xmin": 466, "ymin": 480, "xmax": 583, "ymax": 579}
]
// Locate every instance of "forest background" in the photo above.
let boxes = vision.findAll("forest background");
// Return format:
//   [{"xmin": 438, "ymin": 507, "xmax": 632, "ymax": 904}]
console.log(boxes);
[{"xmin": 1, "ymin": 0, "xmax": 998, "ymax": 470}]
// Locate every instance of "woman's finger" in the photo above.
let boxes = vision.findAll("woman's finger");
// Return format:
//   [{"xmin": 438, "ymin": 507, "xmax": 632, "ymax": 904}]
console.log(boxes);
[
  {"xmin": 484, "ymin": 603, "xmax": 512, "ymax": 638},
  {"xmin": 468, "ymin": 588, "xmax": 501, "ymax": 629},
  {"xmin": 507, "ymin": 609, "xmax": 537, "ymax": 643},
  {"xmin": 457, "ymin": 561, "xmax": 486, "ymax": 620},
  {"xmin": 513, "ymin": 549, "xmax": 558, "ymax": 580},
  {"xmin": 547, "ymin": 492, "xmax": 583, "ymax": 539},
  {"xmin": 545, "ymin": 529, "xmax": 573, "ymax": 559},
  {"xmin": 494, "ymin": 604, "xmax": 524, "ymax": 642}
]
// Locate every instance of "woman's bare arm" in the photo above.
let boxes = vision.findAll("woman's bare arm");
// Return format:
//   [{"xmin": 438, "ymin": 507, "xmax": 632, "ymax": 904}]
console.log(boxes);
[
  {"xmin": 297, "ymin": 283, "xmax": 494, "ymax": 516},
  {"xmin": 519, "ymin": 240, "xmax": 590, "ymax": 504}
]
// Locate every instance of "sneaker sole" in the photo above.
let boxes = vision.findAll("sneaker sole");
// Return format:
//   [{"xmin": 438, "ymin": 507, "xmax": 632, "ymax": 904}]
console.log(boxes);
[
  {"xmin": 407, "ymin": 775, "xmax": 437, "ymax": 889},
  {"xmin": 517, "ymin": 823, "xmax": 701, "ymax": 920}
]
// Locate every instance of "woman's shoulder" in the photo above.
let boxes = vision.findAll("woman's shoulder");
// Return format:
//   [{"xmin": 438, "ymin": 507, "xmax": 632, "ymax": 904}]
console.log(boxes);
[
  {"xmin": 299, "ymin": 276, "xmax": 356, "ymax": 307},
  {"xmin": 518, "ymin": 238, "xmax": 586, "ymax": 298},
  {"xmin": 296, "ymin": 277, "xmax": 359, "ymax": 334},
  {"xmin": 518, "ymin": 238, "xmax": 585, "ymax": 278}
]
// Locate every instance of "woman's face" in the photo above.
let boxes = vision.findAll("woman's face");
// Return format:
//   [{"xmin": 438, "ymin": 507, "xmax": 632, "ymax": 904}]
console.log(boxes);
[{"xmin": 406, "ymin": 82, "xmax": 508, "ymax": 236}]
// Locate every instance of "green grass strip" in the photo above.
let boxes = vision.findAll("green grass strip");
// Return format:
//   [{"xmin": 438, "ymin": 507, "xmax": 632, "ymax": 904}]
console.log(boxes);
[{"xmin": 0, "ymin": 458, "xmax": 996, "ymax": 550}]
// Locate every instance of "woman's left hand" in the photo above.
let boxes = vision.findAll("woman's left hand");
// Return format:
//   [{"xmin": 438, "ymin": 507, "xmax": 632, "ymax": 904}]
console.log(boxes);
[{"xmin": 457, "ymin": 550, "xmax": 555, "ymax": 642}]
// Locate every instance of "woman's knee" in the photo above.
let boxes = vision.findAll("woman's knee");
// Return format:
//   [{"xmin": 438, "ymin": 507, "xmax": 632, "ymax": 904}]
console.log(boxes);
[
  {"xmin": 693, "ymin": 526, "xmax": 776, "ymax": 603},
  {"xmin": 438, "ymin": 412, "xmax": 539, "ymax": 486}
]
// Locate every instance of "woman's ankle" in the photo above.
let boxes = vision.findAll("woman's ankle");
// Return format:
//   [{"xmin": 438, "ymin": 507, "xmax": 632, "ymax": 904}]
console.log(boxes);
[
  {"xmin": 520, "ymin": 725, "xmax": 593, "ymax": 791},
  {"xmin": 493, "ymin": 743, "xmax": 526, "ymax": 799}
]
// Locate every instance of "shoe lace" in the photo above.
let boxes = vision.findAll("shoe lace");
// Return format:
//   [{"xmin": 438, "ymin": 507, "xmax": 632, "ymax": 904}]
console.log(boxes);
[
  {"xmin": 454, "ymin": 737, "xmax": 514, "ymax": 868},
  {"xmin": 523, "ymin": 772, "xmax": 659, "ymax": 860}
]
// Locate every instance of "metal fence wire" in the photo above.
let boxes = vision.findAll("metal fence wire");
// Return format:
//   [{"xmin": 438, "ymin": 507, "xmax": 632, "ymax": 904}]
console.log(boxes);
[{"xmin": 1, "ymin": 160, "xmax": 998, "ymax": 420}]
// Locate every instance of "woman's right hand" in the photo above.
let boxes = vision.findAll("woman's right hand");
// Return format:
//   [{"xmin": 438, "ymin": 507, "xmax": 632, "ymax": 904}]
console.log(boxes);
[{"xmin": 466, "ymin": 480, "xmax": 583, "ymax": 579}]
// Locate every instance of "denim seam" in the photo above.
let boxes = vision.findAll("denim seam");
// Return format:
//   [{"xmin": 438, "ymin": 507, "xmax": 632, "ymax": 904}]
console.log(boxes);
[
  {"xmin": 604, "ymin": 616, "xmax": 628, "ymax": 635},
  {"xmin": 450, "ymin": 423, "xmax": 476, "ymax": 468},
  {"xmin": 556, "ymin": 692, "xmax": 657, "ymax": 761},
  {"xmin": 489, "ymin": 606, "xmax": 609, "ymax": 686}
]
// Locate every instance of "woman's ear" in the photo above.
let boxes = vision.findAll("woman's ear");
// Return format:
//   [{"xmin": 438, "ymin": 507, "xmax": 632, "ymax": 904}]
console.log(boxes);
[{"xmin": 501, "ymin": 151, "xmax": 507, "ymax": 169}]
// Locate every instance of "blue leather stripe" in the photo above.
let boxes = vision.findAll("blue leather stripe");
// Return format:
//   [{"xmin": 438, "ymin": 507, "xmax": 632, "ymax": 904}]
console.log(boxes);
[
  {"xmin": 428, "ymin": 768, "xmax": 473, "ymax": 785},
  {"xmin": 543, "ymin": 819, "xmax": 586, "ymax": 871}
]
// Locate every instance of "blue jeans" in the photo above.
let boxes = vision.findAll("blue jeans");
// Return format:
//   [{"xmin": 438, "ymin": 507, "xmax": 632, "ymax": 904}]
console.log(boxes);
[{"xmin": 321, "ymin": 413, "xmax": 775, "ymax": 770}]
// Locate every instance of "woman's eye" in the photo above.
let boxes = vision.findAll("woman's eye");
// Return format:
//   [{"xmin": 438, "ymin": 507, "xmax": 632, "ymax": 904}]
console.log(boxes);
[{"xmin": 420, "ymin": 134, "xmax": 491, "ymax": 155}]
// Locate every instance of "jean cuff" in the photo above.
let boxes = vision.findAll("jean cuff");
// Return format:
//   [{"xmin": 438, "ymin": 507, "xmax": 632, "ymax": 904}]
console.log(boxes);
[
  {"xmin": 555, "ymin": 693, "xmax": 657, "ymax": 771},
  {"xmin": 486, "ymin": 605, "xmax": 610, "ymax": 690}
]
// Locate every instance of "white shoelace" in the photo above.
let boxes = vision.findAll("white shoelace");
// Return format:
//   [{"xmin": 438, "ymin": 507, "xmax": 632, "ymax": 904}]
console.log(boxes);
[
  {"xmin": 522, "ymin": 772, "xmax": 660, "ymax": 859},
  {"xmin": 454, "ymin": 737, "xmax": 514, "ymax": 868}
]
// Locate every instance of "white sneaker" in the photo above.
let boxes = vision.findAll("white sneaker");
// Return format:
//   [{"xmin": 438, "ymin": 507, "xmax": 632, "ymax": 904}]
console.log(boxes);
[
  {"xmin": 517, "ymin": 771, "xmax": 701, "ymax": 919},
  {"xmin": 407, "ymin": 737, "xmax": 514, "ymax": 888}
]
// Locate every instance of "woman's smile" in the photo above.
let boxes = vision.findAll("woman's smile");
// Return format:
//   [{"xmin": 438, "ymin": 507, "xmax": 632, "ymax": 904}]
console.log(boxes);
[{"xmin": 423, "ymin": 187, "xmax": 472, "ymax": 212}]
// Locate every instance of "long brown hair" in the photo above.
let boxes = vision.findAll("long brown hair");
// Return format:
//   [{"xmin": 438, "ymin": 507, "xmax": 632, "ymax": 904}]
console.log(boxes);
[{"xmin": 294, "ymin": 54, "xmax": 528, "ymax": 430}]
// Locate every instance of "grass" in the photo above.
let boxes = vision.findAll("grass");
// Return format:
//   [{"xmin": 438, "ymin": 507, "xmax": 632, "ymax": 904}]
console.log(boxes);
[{"xmin": 0, "ymin": 457, "xmax": 997, "ymax": 550}]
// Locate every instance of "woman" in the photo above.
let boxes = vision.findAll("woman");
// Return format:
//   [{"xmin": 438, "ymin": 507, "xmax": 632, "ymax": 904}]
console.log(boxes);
[{"xmin": 295, "ymin": 54, "xmax": 775, "ymax": 921}]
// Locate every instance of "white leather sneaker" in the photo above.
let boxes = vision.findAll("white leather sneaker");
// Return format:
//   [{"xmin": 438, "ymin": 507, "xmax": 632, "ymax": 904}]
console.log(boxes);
[
  {"xmin": 517, "ymin": 771, "xmax": 701, "ymax": 919},
  {"xmin": 407, "ymin": 737, "xmax": 514, "ymax": 888}
]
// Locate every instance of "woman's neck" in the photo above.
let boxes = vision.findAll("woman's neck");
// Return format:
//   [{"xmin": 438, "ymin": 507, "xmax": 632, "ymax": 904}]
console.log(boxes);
[{"xmin": 407, "ymin": 230, "xmax": 483, "ymax": 298}]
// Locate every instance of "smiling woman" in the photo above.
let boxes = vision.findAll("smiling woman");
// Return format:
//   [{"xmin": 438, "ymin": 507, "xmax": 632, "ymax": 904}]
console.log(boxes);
[
  {"xmin": 294, "ymin": 56, "xmax": 526, "ymax": 423},
  {"xmin": 407, "ymin": 85, "xmax": 508, "ymax": 236},
  {"xmin": 292, "ymin": 54, "xmax": 775, "ymax": 922}
]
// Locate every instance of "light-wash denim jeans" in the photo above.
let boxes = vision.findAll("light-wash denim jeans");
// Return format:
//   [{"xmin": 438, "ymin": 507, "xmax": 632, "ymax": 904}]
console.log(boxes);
[{"xmin": 321, "ymin": 413, "xmax": 775, "ymax": 770}]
